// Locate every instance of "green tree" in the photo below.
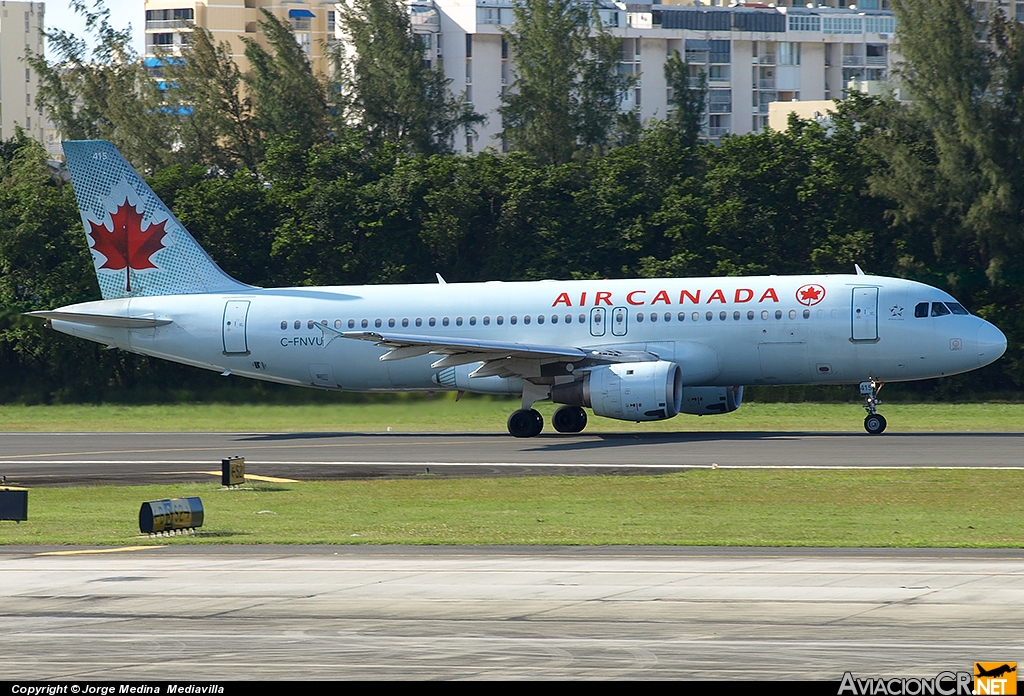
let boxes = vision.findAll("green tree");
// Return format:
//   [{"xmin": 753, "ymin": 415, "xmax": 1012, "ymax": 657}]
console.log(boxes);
[
  {"xmin": 334, "ymin": 0, "xmax": 483, "ymax": 154},
  {"xmin": 243, "ymin": 10, "xmax": 329, "ymax": 151},
  {"xmin": 161, "ymin": 28, "xmax": 262, "ymax": 171},
  {"xmin": 663, "ymin": 50, "xmax": 707, "ymax": 149},
  {"xmin": 26, "ymin": 1, "xmax": 175, "ymax": 170},
  {"xmin": 499, "ymin": 0, "xmax": 635, "ymax": 164}
]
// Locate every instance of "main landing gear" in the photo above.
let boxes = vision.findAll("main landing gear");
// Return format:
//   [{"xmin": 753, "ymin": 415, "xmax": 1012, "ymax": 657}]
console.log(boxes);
[
  {"xmin": 860, "ymin": 379, "xmax": 887, "ymax": 435},
  {"xmin": 552, "ymin": 405, "xmax": 587, "ymax": 433},
  {"xmin": 507, "ymin": 382, "xmax": 589, "ymax": 438},
  {"xmin": 507, "ymin": 408, "xmax": 543, "ymax": 438}
]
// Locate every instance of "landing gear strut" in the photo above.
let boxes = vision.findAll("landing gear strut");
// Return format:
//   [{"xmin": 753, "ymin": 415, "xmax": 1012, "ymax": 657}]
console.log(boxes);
[
  {"xmin": 552, "ymin": 405, "xmax": 587, "ymax": 433},
  {"xmin": 508, "ymin": 409, "xmax": 543, "ymax": 438},
  {"xmin": 860, "ymin": 379, "xmax": 887, "ymax": 435}
]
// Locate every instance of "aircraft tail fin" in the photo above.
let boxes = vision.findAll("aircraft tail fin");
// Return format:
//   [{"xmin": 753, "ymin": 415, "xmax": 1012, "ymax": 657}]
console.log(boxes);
[{"xmin": 62, "ymin": 140, "xmax": 252, "ymax": 300}]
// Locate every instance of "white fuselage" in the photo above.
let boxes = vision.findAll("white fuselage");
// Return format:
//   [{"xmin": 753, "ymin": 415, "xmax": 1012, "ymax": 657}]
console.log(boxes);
[{"xmin": 49, "ymin": 274, "xmax": 1005, "ymax": 396}]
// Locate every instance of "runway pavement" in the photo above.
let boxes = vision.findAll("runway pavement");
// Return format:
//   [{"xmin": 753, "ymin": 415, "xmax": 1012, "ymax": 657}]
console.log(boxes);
[
  {"xmin": 2, "ymin": 545, "xmax": 1023, "ymax": 680},
  {"xmin": 1, "ymin": 431, "xmax": 1022, "ymax": 485}
]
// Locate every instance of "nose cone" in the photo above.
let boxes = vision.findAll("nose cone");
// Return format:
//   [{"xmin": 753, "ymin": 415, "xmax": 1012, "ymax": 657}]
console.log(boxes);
[{"xmin": 977, "ymin": 321, "xmax": 1007, "ymax": 367}]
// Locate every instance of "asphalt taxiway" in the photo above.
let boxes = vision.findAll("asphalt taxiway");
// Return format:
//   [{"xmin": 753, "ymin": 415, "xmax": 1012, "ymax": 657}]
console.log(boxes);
[
  {"xmin": 1, "ymin": 431, "xmax": 1022, "ymax": 485},
  {"xmin": 3, "ymin": 545, "xmax": 1023, "ymax": 680}
]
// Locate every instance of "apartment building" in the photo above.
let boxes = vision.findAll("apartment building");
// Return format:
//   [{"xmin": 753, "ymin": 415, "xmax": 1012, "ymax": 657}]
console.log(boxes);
[
  {"xmin": 143, "ymin": 0, "xmax": 336, "ymax": 76},
  {"xmin": 0, "ymin": 1, "xmax": 51, "ymax": 148},
  {"xmin": 406, "ymin": 1, "xmax": 899, "ymax": 152}
]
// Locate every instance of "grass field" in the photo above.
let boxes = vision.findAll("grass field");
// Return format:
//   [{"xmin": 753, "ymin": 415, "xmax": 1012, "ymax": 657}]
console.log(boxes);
[
  {"xmin": 1, "ymin": 469, "xmax": 1021, "ymax": 547},
  {"xmin": 0, "ymin": 399, "xmax": 1022, "ymax": 432}
]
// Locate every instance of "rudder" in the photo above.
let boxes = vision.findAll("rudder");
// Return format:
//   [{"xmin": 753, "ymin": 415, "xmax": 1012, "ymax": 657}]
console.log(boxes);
[{"xmin": 63, "ymin": 140, "xmax": 251, "ymax": 299}]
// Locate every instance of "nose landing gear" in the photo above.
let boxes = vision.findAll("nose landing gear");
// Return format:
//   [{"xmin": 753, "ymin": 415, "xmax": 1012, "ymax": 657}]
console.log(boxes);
[{"xmin": 860, "ymin": 379, "xmax": 887, "ymax": 434}]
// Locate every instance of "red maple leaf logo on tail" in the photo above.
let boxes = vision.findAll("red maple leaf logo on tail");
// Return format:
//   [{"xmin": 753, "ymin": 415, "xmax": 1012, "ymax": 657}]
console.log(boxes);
[{"xmin": 88, "ymin": 199, "xmax": 167, "ymax": 293}]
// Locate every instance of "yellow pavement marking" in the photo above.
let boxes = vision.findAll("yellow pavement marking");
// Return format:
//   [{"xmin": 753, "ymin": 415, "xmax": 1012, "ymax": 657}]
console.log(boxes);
[
  {"xmin": 37, "ymin": 546, "xmax": 165, "ymax": 556},
  {"xmin": 201, "ymin": 471, "xmax": 299, "ymax": 483}
]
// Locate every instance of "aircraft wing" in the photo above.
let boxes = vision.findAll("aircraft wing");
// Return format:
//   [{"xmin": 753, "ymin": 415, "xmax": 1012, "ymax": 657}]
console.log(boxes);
[{"xmin": 337, "ymin": 329, "xmax": 586, "ymax": 373}]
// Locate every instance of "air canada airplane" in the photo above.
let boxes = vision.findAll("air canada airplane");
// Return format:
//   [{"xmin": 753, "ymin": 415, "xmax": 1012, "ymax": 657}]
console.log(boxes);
[{"xmin": 28, "ymin": 141, "xmax": 1007, "ymax": 437}]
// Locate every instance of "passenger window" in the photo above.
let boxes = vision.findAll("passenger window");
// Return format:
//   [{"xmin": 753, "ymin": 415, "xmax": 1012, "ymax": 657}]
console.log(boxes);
[
  {"xmin": 914, "ymin": 302, "xmax": 929, "ymax": 318},
  {"xmin": 469, "ymin": 317, "xmax": 476, "ymax": 326},
  {"xmin": 537, "ymin": 315, "xmax": 544, "ymax": 325},
  {"xmin": 692, "ymin": 312, "xmax": 700, "ymax": 322},
  {"xmin": 280, "ymin": 321, "xmax": 287, "ymax": 330},
  {"xmin": 415, "ymin": 318, "xmax": 422, "ymax": 327},
  {"xmin": 307, "ymin": 320, "xmax": 315, "ymax": 329},
  {"xmin": 747, "ymin": 311, "xmax": 755, "ymax": 320},
  {"xmin": 719, "ymin": 311, "xmax": 727, "ymax": 321},
  {"xmin": 551, "ymin": 315, "xmax": 558, "ymax": 324},
  {"xmin": 442, "ymin": 317, "xmax": 450, "ymax": 326},
  {"xmin": 523, "ymin": 315, "xmax": 531, "ymax": 325},
  {"xmin": 678, "ymin": 312, "xmax": 686, "ymax": 322},
  {"xmin": 294, "ymin": 320, "xmax": 301, "ymax": 330},
  {"xmin": 483, "ymin": 316, "xmax": 490, "ymax": 326},
  {"xmin": 578, "ymin": 314, "xmax": 585, "ymax": 323},
  {"xmin": 637, "ymin": 313, "xmax": 644, "ymax": 323},
  {"xmin": 348, "ymin": 319, "xmax": 355, "ymax": 329},
  {"xmin": 456, "ymin": 317, "xmax": 463, "ymax": 326},
  {"xmin": 335, "ymin": 320, "xmax": 342, "ymax": 329},
  {"xmin": 361, "ymin": 319, "xmax": 368, "ymax": 328},
  {"xmin": 947, "ymin": 303, "xmax": 969, "ymax": 315},
  {"xmin": 775, "ymin": 310, "xmax": 782, "ymax": 320},
  {"xmin": 429, "ymin": 317, "xmax": 436, "ymax": 326},
  {"xmin": 931, "ymin": 302, "xmax": 951, "ymax": 317},
  {"xmin": 565, "ymin": 314, "xmax": 572, "ymax": 324},
  {"xmin": 761, "ymin": 311, "xmax": 769, "ymax": 320},
  {"xmin": 733, "ymin": 311, "xmax": 740, "ymax": 321},
  {"xmin": 664, "ymin": 312, "xmax": 671, "ymax": 322},
  {"xmin": 650, "ymin": 312, "xmax": 658, "ymax": 322},
  {"xmin": 789, "ymin": 310, "xmax": 797, "ymax": 319},
  {"xmin": 375, "ymin": 319, "xmax": 382, "ymax": 328},
  {"xmin": 509, "ymin": 316, "xmax": 516, "ymax": 325},
  {"xmin": 388, "ymin": 318, "xmax": 395, "ymax": 328},
  {"xmin": 705, "ymin": 312, "xmax": 713, "ymax": 321},
  {"xmin": 498, "ymin": 316, "xmax": 505, "ymax": 325},
  {"xmin": 402, "ymin": 318, "xmax": 409, "ymax": 327},
  {"xmin": 803, "ymin": 309, "xmax": 810, "ymax": 319}
]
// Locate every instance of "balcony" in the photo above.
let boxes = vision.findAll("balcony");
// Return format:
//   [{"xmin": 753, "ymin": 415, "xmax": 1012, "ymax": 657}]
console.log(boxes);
[
  {"xmin": 753, "ymin": 55, "xmax": 775, "ymax": 65},
  {"xmin": 758, "ymin": 79, "xmax": 776, "ymax": 90},
  {"xmin": 145, "ymin": 19, "xmax": 193, "ymax": 30},
  {"xmin": 843, "ymin": 56, "xmax": 866, "ymax": 67},
  {"xmin": 708, "ymin": 126, "xmax": 730, "ymax": 137},
  {"xmin": 865, "ymin": 55, "xmax": 888, "ymax": 67},
  {"xmin": 709, "ymin": 102, "xmax": 732, "ymax": 114}
]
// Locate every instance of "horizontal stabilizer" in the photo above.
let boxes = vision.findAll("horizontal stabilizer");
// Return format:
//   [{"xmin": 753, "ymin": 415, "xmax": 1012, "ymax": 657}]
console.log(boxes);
[{"xmin": 25, "ymin": 311, "xmax": 172, "ymax": 328}]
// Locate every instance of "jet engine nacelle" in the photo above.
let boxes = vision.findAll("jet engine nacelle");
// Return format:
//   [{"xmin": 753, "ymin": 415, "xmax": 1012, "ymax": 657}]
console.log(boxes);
[
  {"xmin": 551, "ymin": 361, "xmax": 683, "ymax": 421},
  {"xmin": 678, "ymin": 386, "xmax": 744, "ymax": 415}
]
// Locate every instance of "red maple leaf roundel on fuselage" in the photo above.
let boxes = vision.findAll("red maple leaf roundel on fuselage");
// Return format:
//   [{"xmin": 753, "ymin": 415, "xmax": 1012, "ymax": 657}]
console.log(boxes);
[{"xmin": 88, "ymin": 199, "xmax": 167, "ymax": 292}]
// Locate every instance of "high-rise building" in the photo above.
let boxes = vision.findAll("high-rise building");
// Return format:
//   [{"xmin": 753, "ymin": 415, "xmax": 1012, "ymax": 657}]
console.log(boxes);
[
  {"xmin": 404, "ymin": 1, "xmax": 900, "ymax": 153},
  {"xmin": 143, "ymin": 0, "xmax": 336, "ymax": 76},
  {"xmin": 0, "ymin": 1, "xmax": 51, "ymax": 148}
]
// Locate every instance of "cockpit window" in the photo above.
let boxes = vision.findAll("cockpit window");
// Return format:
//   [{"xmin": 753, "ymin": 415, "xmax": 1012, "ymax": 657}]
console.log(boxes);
[
  {"xmin": 946, "ymin": 302, "xmax": 969, "ymax": 315},
  {"xmin": 915, "ymin": 302, "xmax": 929, "ymax": 318},
  {"xmin": 931, "ymin": 302, "xmax": 951, "ymax": 317}
]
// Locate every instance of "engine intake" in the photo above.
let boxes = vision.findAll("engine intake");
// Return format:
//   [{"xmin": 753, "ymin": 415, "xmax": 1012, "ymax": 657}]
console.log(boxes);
[{"xmin": 551, "ymin": 361, "xmax": 683, "ymax": 421}]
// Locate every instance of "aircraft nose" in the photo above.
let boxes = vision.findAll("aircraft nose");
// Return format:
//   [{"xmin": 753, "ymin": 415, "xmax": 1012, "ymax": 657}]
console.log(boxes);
[{"xmin": 977, "ymin": 321, "xmax": 1007, "ymax": 367}]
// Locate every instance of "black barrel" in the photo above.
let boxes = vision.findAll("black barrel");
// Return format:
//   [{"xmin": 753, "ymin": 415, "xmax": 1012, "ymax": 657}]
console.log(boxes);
[{"xmin": 139, "ymin": 497, "xmax": 204, "ymax": 533}]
